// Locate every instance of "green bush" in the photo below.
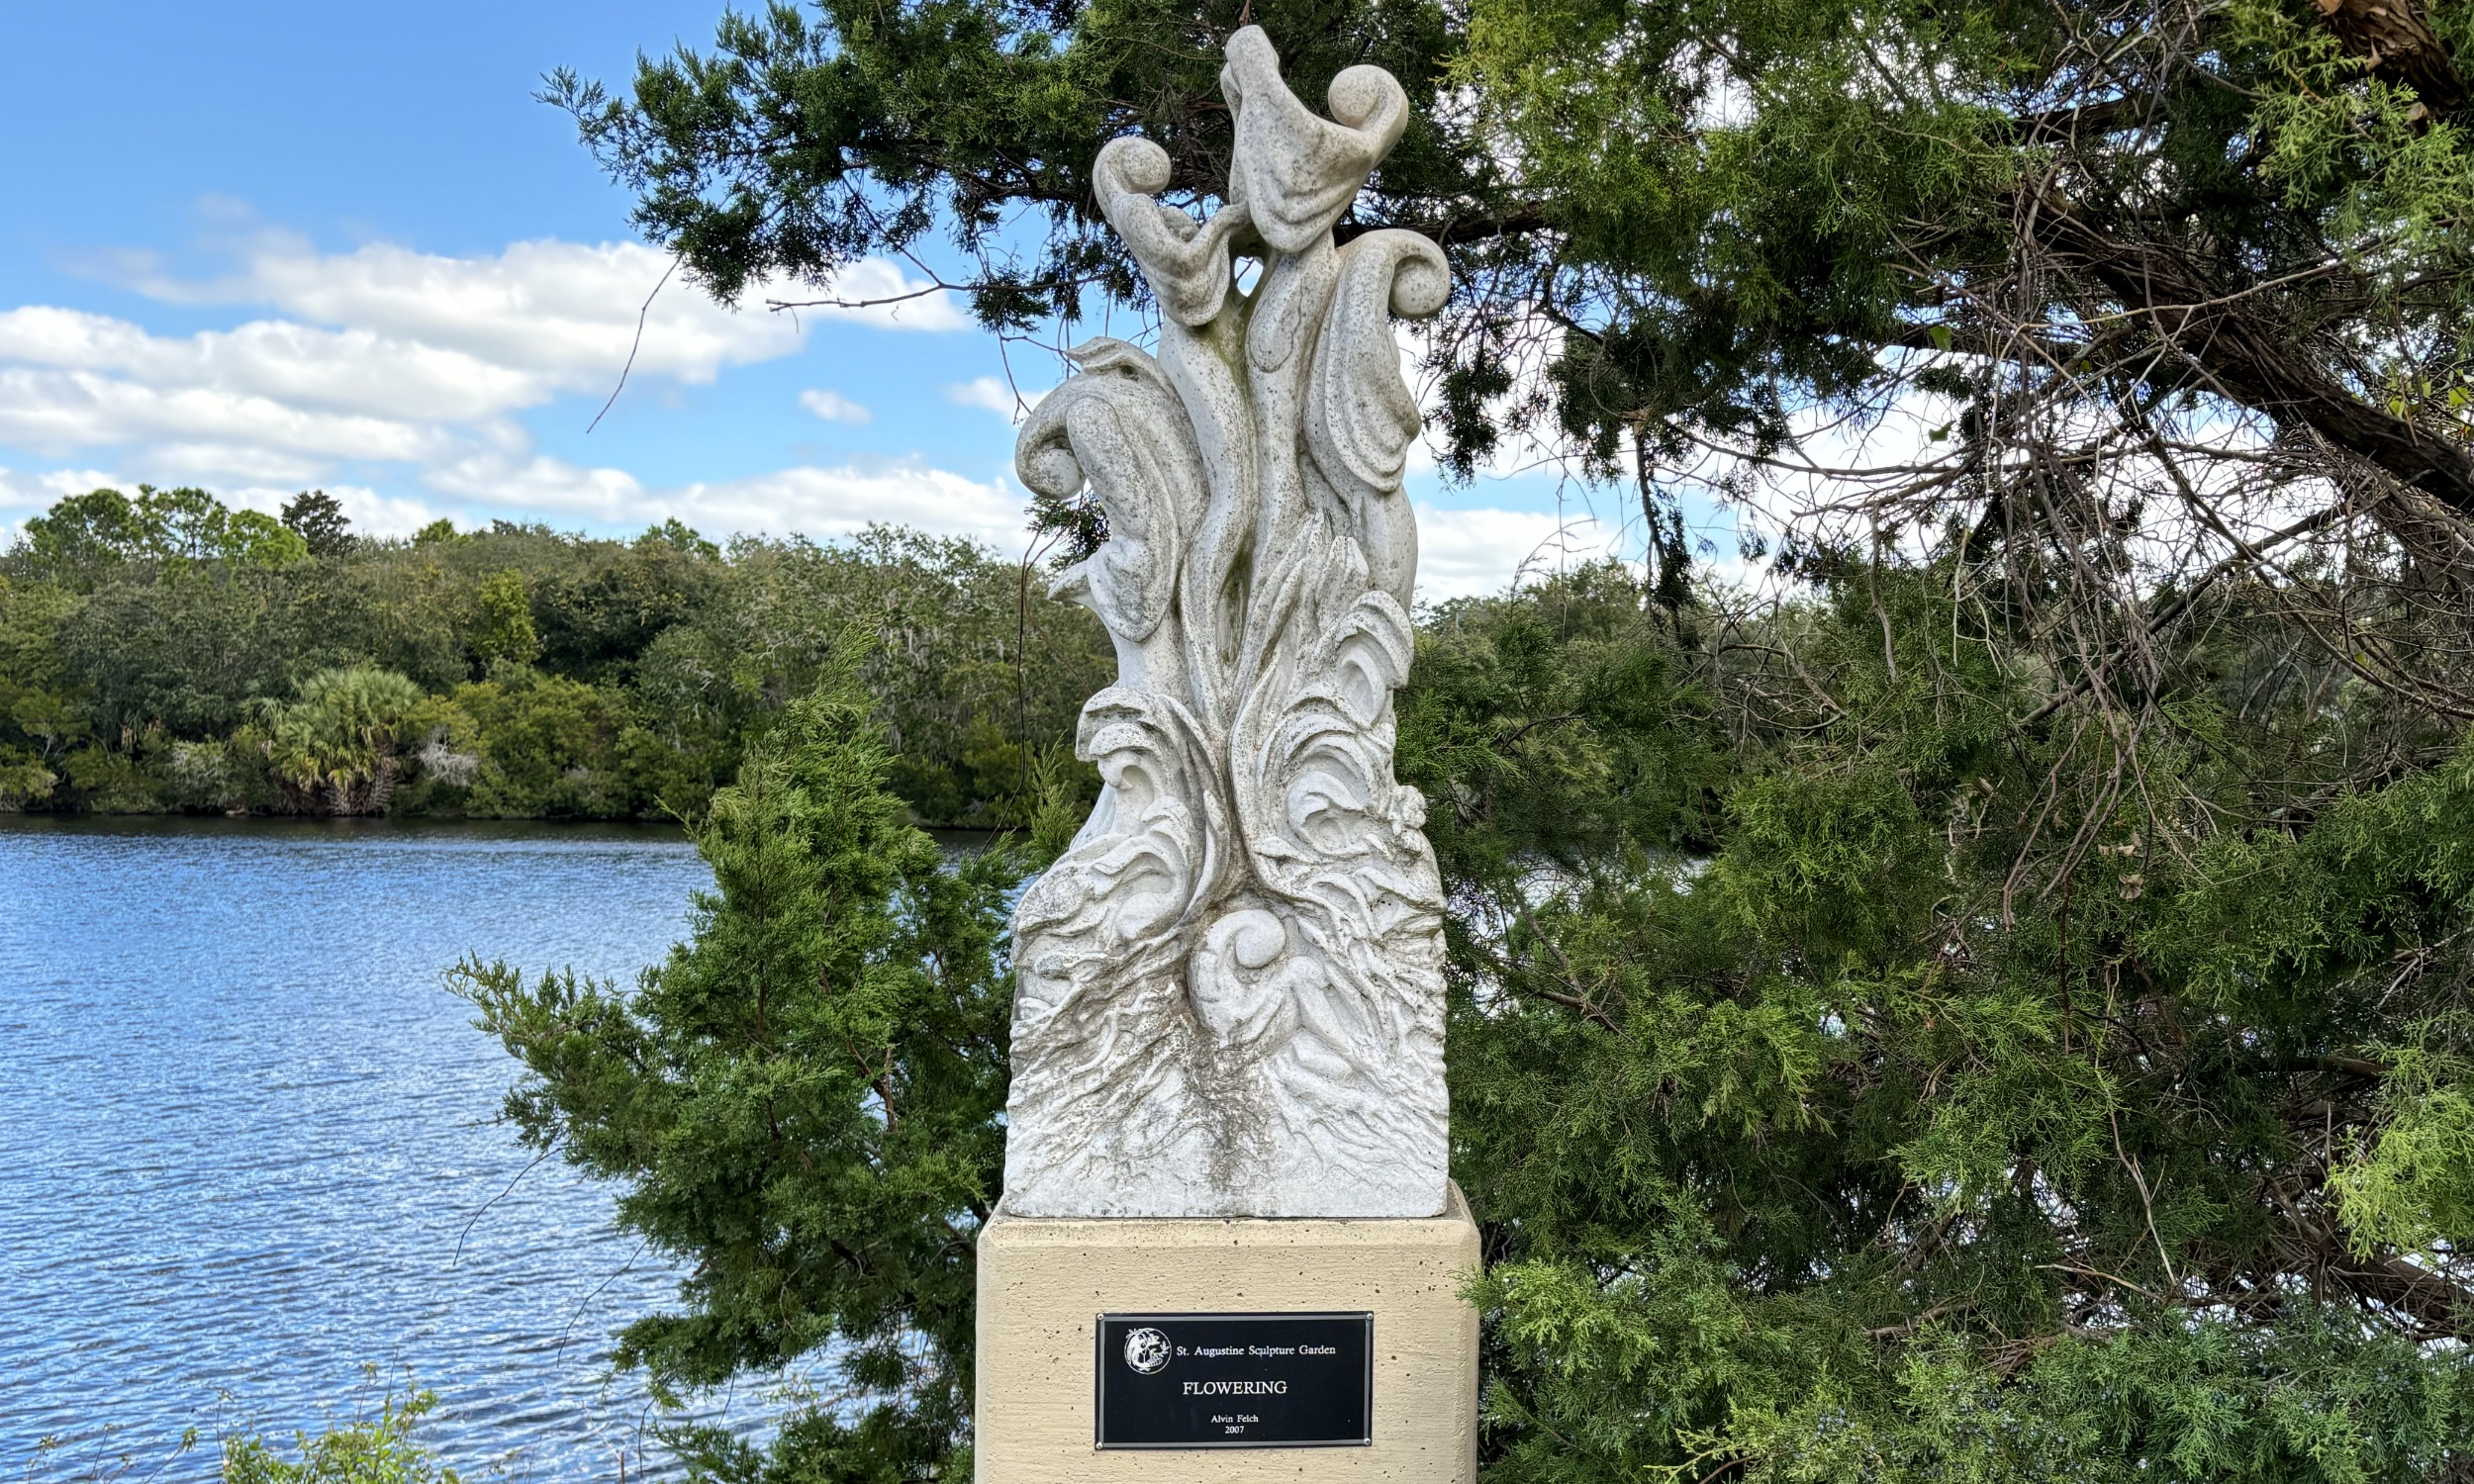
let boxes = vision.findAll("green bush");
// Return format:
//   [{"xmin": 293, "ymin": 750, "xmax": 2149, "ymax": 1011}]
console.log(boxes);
[
  {"xmin": 447, "ymin": 560, "xmax": 2474, "ymax": 1481},
  {"xmin": 256, "ymin": 667, "xmax": 428, "ymax": 814},
  {"xmin": 456, "ymin": 664, "xmax": 1026, "ymax": 1479},
  {"xmin": 219, "ymin": 1385, "xmax": 458, "ymax": 1484},
  {"xmin": 1, "ymin": 500, "xmax": 1106, "ymax": 824}
]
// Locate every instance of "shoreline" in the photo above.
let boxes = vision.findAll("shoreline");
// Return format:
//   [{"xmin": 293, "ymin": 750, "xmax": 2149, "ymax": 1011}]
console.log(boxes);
[{"xmin": 0, "ymin": 811, "xmax": 1002, "ymax": 848}]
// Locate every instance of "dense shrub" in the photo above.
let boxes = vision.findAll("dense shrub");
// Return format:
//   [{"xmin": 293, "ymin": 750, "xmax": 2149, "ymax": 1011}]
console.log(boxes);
[
  {"xmin": 449, "ymin": 556, "xmax": 2474, "ymax": 1481},
  {"xmin": 0, "ymin": 493, "xmax": 1108, "ymax": 825}
]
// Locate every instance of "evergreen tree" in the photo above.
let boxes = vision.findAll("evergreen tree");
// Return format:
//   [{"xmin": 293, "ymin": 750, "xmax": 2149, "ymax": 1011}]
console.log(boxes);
[
  {"xmin": 281, "ymin": 490, "xmax": 354, "ymax": 560},
  {"xmin": 444, "ymin": 557, "xmax": 2474, "ymax": 1481},
  {"xmin": 545, "ymin": 0, "xmax": 2474, "ymax": 559},
  {"xmin": 515, "ymin": 5, "xmax": 2474, "ymax": 1475},
  {"xmin": 454, "ymin": 665, "xmax": 1027, "ymax": 1479},
  {"xmin": 1411, "ymin": 566, "xmax": 2474, "ymax": 1481}
]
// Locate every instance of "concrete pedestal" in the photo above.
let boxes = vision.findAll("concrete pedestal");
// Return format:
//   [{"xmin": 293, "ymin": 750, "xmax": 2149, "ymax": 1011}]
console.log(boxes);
[{"xmin": 975, "ymin": 1184, "xmax": 1481, "ymax": 1484}]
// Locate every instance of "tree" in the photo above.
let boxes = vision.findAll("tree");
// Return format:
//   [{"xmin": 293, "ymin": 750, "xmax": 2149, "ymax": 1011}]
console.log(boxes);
[
  {"xmin": 445, "ymin": 667, "xmax": 623, "ymax": 816},
  {"xmin": 455, "ymin": 666, "xmax": 1028, "ymax": 1480},
  {"xmin": 3, "ymin": 490, "xmax": 1109, "ymax": 824},
  {"xmin": 17, "ymin": 488, "xmax": 154, "ymax": 580},
  {"xmin": 543, "ymin": 0, "xmax": 1505, "ymax": 334},
  {"xmin": 0, "ymin": 574, "xmax": 86, "ymax": 806},
  {"xmin": 221, "ymin": 509, "xmax": 312, "ymax": 568},
  {"xmin": 466, "ymin": 568, "xmax": 543, "ymax": 669},
  {"xmin": 255, "ymin": 666, "xmax": 428, "ymax": 814},
  {"xmin": 282, "ymin": 490, "xmax": 354, "ymax": 560},
  {"xmin": 528, "ymin": 524, "xmax": 721, "ymax": 684},
  {"xmin": 1411, "ymin": 566, "xmax": 2474, "ymax": 1481},
  {"xmin": 450, "ymin": 554, "xmax": 2474, "ymax": 1480},
  {"xmin": 19, "ymin": 485, "xmax": 308, "ymax": 580},
  {"xmin": 553, "ymin": 0, "xmax": 2474, "ymax": 663},
  {"xmin": 221, "ymin": 1383, "xmax": 462, "ymax": 1484},
  {"xmin": 125, "ymin": 485, "xmax": 310, "ymax": 566},
  {"xmin": 634, "ymin": 527, "xmax": 1111, "ymax": 826},
  {"xmin": 57, "ymin": 565, "xmax": 334, "ymax": 736},
  {"xmin": 535, "ymin": 8, "xmax": 2474, "ymax": 1476}
]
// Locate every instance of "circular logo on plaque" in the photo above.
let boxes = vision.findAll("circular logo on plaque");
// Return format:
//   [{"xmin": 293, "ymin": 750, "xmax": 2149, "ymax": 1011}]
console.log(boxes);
[{"xmin": 1122, "ymin": 1327, "xmax": 1172, "ymax": 1374}]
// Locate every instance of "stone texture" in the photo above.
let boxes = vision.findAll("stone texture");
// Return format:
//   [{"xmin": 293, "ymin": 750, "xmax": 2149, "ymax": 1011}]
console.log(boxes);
[
  {"xmin": 975, "ymin": 1184, "xmax": 1481, "ymax": 1484},
  {"xmin": 1002, "ymin": 26, "xmax": 1450, "ymax": 1220}
]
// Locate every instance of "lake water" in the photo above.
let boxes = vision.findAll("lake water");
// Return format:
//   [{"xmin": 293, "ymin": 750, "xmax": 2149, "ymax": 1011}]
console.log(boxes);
[{"xmin": 0, "ymin": 815, "xmax": 784, "ymax": 1480}]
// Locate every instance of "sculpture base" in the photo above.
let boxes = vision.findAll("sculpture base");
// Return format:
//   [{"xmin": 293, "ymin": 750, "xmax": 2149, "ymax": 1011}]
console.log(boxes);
[{"xmin": 974, "ymin": 1184, "xmax": 1479, "ymax": 1484}]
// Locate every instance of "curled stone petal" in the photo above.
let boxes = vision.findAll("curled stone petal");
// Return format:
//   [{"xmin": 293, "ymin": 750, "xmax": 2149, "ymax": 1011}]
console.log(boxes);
[
  {"xmin": 1307, "ymin": 229, "xmax": 1448, "ymax": 499},
  {"xmin": 1304, "ymin": 230, "xmax": 1448, "ymax": 607},
  {"xmin": 1220, "ymin": 26, "xmax": 1408, "ymax": 255},
  {"xmin": 1093, "ymin": 137, "xmax": 1253, "ymax": 327},
  {"xmin": 1016, "ymin": 338, "xmax": 1207, "ymax": 689}
]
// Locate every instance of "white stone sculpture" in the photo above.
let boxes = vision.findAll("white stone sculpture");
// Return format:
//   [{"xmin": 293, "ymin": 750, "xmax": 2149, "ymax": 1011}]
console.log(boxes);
[{"xmin": 1000, "ymin": 27, "xmax": 1451, "ymax": 1220}]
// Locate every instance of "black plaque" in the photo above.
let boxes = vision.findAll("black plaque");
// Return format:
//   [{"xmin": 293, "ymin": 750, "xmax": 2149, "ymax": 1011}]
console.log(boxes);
[{"xmin": 1094, "ymin": 1312, "xmax": 1374, "ymax": 1449}]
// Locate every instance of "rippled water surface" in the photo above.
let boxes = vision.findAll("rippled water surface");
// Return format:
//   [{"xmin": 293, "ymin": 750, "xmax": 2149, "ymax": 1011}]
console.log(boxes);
[{"xmin": 0, "ymin": 815, "xmax": 755, "ymax": 1479}]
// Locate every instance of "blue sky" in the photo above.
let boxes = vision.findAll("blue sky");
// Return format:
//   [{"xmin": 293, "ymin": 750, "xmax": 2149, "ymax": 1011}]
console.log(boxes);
[{"xmin": 0, "ymin": 1, "xmax": 1637, "ymax": 597}]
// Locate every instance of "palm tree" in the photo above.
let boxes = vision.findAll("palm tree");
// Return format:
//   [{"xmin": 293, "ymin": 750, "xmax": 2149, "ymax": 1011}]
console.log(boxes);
[{"xmin": 258, "ymin": 667, "xmax": 426, "ymax": 814}]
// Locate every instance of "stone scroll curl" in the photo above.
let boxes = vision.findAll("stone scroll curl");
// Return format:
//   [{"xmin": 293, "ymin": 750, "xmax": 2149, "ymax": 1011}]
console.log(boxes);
[{"xmin": 1001, "ymin": 27, "xmax": 1449, "ymax": 1219}]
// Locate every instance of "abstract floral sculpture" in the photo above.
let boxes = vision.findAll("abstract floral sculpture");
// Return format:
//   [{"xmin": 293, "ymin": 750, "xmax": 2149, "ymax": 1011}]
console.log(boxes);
[{"xmin": 1001, "ymin": 27, "xmax": 1450, "ymax": 1219}]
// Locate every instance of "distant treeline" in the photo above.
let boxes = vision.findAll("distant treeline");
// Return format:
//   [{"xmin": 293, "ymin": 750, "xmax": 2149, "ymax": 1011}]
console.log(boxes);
[{"xmin": 0, "ymin": 487, "xmax": 1112, "ymax": 825}]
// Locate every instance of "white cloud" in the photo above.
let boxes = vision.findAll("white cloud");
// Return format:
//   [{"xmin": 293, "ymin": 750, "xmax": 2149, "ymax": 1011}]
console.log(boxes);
[
  {"xmin": 0, "ymin": 306, "xmax": 542, "ymax": 421},
  {"xmin": 0, "ymin": 464, "xmax": 134, "ymax": 549},
  {"xmin": 0, "ymin": 225, "xmax": 1014, "ymax": 548},
  {"xmin": 0, "ymin": 245, "xmax": 807, "ymax": 483},
  {"xmin": 402, "ymin": 451, "xmax": 1029, "ymax": 551},
  {"xmin": 0, "ymin": 362, "xmax": 457, "ymax": 465},
  {"xmin": 1413, "ymin": 504, "xmax": 1628, "ymax": 602},
  {"xmin": 0, "ymin": 239, "xmax": 886, "ymax": 451},
  {"xmin": 315, "ymin": 484, "xmax": 458, "ymax": 539},
  {"xmin": 669, "ymin": 461, "xmax": 1029, "ymax": 546},
  {"xmin": 799, "ymin": 388, "xmax": 873, "ymax": 424},
  {"xmin": 0, "ymin": 464, "xmax": 120, "ymax": 528},
  {"xmin": 0, "ymin": 225, "xmax": 1569, "ymax": 603},
  {"xmin": 947, "ymin": 375, "xmax": 1048, "ymax": 421},
  {"xmin": 143, "ymin": 235, "xmax": 968, "ymax": 360}
]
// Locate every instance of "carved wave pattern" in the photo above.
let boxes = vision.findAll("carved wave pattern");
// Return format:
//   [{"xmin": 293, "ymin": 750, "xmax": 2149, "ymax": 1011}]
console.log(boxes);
[{"xmin": 999, "ymin": 28, "xmax": 1449, "ymax": 1218}]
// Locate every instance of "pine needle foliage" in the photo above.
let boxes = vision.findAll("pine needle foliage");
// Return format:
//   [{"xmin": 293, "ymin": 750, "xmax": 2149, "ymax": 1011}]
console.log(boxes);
[
  {"xmin": 1411, "ymin": 566, "xmax": 2474, "ymax": 1482},
  {"xmin": 454, "ymin": 663, "xmax": 1026, "ymax": 1481},
  {"xmin": 456, "ymin": 559, "xmax": 2474, "ymax": 1481},
  {"xmin": 513, "ymin": 4, "xmax": 2474, "ymax": 1473},
  {"xmin": 548, "ymin": 0, "xmax": 2474, "ymax": 562}
]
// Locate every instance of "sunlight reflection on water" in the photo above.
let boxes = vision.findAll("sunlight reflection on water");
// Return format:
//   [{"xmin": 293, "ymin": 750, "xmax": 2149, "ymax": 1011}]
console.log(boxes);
[{"xmin": 0, "ymin": 815, "xmax": 786, "ymax": 1480}]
